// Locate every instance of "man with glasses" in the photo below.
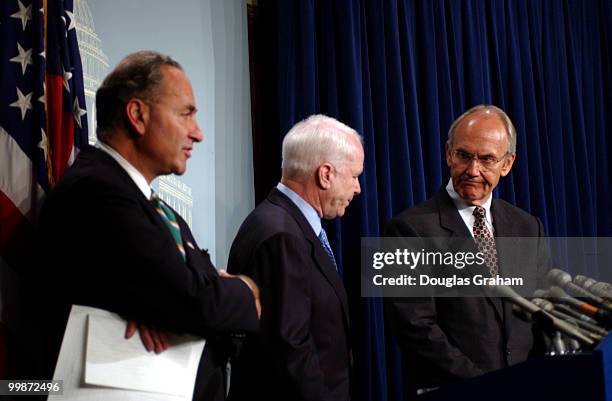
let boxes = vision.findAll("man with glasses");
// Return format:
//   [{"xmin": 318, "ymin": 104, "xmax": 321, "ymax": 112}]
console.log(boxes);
[{"xmin": 385, "ymin": 105, "xmax": 548, "ymax": 398}]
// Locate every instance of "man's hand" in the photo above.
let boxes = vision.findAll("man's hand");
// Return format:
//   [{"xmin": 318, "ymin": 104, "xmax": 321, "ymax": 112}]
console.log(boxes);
[
  {"xmin": 125, "ymin": 321, "xmax": 171, "ymax": 353},
  {"xmin": 219, "ymin": 270, "xmax": 261, "ymax": 319}
]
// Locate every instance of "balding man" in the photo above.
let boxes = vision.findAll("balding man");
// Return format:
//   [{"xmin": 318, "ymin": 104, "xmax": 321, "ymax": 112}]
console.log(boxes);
[
  {"xmin": 227, "ymin": 115, "xmax": 364, "ymax": 401},
  {"xmin": 385, "ymin": 105, "xmax": 549, "ymax": 398}
]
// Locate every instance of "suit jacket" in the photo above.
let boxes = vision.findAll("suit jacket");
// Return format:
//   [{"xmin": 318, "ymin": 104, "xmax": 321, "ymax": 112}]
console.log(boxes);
[
  {"xmin": 384, "ymin": 188, "xmax": 549, "ymax": 398},
  {"xmin": 227, "ymin": 188, "xmax": 351, "ymax": 401},
  {"xmin": 34, "ymin": 147, "xmax": 258, "ymax": 401}
]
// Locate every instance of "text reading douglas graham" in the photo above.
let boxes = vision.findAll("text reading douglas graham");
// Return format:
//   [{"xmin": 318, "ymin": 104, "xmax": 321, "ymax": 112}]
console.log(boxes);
[{"xmin": 370, "ymin": 249, "xmax": 524, "ymax": 287}]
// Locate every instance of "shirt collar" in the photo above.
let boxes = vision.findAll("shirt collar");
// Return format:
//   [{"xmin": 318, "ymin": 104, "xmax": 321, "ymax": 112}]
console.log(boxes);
[
  {"xmin": 445, "ymin": 178, "xmax": 493, "ymax": 224},
  {"xmin": 96, "ymin": 141, "xmax": 152, "ymax": 199},
  {"xmin": 276, "ymin": 182, "xmax": 322, "ymax": 236}
]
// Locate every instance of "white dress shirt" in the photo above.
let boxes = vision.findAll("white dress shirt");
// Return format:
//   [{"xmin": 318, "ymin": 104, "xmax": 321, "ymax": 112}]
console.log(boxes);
[
  {"xmin": 96, "ymin": 141, "xmax": 151, "ymax": 199},
  {"xmin": 445, "ymin": 178, "xmax": 494, "ymax": 237},
  {"xmin": 276, "ymin": 182, "xmax": 322, "ymax": 237}
]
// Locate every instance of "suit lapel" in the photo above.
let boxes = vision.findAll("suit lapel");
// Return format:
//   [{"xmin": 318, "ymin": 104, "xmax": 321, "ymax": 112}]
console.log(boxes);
[
  {"xmin": 267, "ymin": 189, "xmax": 350, "ymax": 328},
  {"xmin": 491, "ymin": 199, "xmax": 522, "ymax": 340},
  {"xmin": 176, "ymin": 216, "xmax": 220, "ymax": 279},
  {"xmin": 87, "ymin": 147, "xmax": 184, "ymax": 262},
  {"xmin": 492, "ymin": 199, "xmax": 513, "ymax": 276},
  {"xmin": 437, "ymin": 189, "xmax": 473, "ymax": 238}
]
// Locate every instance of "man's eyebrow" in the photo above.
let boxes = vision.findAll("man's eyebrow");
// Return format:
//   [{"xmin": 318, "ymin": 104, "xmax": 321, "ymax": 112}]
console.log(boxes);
[{"xmin": 456, "ymin": 149, "xmax": 497, "ymax": 157}]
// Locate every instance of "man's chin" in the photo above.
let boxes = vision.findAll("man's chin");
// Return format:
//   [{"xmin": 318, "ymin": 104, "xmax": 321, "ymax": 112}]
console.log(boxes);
[
  {"xmin": 457, "ymin": 188, "xmax": 483, "ymax": 202},
  {"xmin": 172, "ymin": 164, "xmax": 187, "ymax": 176},
  {"xmin": 324, "ymin": 209, "xmax": 344, "ymax": 220}
]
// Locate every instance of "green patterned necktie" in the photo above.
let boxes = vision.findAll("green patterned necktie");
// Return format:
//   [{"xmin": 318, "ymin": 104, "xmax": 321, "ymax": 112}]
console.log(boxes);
[{"xmin": 150, "ymin": 191, "xmax": 186, "ymax": 261}]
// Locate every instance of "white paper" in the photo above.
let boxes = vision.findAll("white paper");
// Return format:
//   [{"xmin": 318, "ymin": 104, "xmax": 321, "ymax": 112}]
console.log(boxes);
[{"xmin": 50, "ymin": 305, "xmax": 206, "ymax": 401}]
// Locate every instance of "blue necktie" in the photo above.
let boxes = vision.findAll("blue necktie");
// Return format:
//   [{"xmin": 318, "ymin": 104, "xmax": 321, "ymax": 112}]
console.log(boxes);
[{"xmin": 318, "ymin": 228, "xmax": 338, "ymax": 271}]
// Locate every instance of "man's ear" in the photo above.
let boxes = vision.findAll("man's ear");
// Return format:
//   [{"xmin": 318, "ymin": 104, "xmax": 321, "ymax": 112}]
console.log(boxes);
[
  {"xmin": 316, "ymin": 163, "xmax": 334, "ymax": 189},
  {"xmin": 445, "ymin": 142, "xmax": 453, "ymax": 167},
  {"xmin": 500, "ymin": 153, "xmax": 516, "ymax": 177},
  {"xmin": 125, "ymin": 98, "xmax": 149, "ymax": 137}
]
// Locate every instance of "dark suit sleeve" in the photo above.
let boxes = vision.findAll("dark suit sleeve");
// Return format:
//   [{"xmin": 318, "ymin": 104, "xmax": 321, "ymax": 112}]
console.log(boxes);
[
  {"xmin": 384, "ymin": 218, "xmax": 484, "ymax": 381},
  {"xmin": 38, "ymin": 177, "xmax": 258, "ymax": 338},
  {"xmin": 251, "ymin": 232, "xmax": 336, "ymax": 401}
]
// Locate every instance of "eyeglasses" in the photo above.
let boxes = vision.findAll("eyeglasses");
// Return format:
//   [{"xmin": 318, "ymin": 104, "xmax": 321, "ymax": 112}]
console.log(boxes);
[{"xmin": 450, "ymin": 150, "xmax": 508, "ymax": 170}]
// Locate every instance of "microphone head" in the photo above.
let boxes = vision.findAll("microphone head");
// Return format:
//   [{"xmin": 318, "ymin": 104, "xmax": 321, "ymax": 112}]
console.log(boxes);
[
  {"xmin": 533, "ymin": 289, "xmax": 549, "ymax": 298},
  {"xmin": 546, "ymin": 269, "xmax": 572, "ymax": 287},
  {"xmin": 574, "ymin": 275, "xmax": 596, "ymax": 289},
  {"xmin": 532, "ymin": 298, "xmax": 554, "ymax": 311},
  {"xmin": 591, "ymin": 282, "xmax": 612, "ymax": 297},
  {"xmin": 548, "ymin": 286, "xmax": 571, "ymax": 299}
]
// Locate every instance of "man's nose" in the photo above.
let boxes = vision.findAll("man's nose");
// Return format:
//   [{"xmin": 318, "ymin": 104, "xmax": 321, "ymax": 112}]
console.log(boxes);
[
  {"xmin": 465, "ymin": 158, "xmax": 481, "ymax": 176},
  {"xmin": 191, "ymin": 124, "xmax": 204, "ymax": 142}
]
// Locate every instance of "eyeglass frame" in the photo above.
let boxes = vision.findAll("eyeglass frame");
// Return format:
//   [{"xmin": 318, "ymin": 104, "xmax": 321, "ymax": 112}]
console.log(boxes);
[{"xmin": 449, "ymin": 149, "xmax": 511, "ymax": 170}]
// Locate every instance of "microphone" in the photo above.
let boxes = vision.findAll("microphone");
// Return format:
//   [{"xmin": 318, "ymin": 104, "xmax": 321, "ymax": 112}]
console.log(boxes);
[
  {"xmin": 551, "ymin": 332, "xmax": 568, "ymax": 355},
  {"xmin": 532, "ymin": 298, "xmax": 608, "ymax": 338},
  {"xmin": 536, "ymin": 288, "xmax": 598, "ymax": 323},
  {"xmin": 548, "ymin": 312, "xmax": 605, "ymax": 341},
  {"xmin": 544, "ymin": 286, "xmax": 612, "ymax": 328},
  {"xmin": 573, "ymin": 275, "xmax": 597, "ymax": 290},
  {"xmin": 489, "ymin": 285, "xmax": 594, "ymax": 346},
  {"xmin": 546, "ymin": 269, "xmax": 612, "ymax": 311},
  {"xmin": 555, "ymin": 304, "xmax": 600, "ymax": 325},
  {"xmin": 567, "ymin": 338, "xmax": 582, "ymax": 353},
  {"xmin": 574, "ymin": 275, "xmax": 612, "ymax": 301},
  {"xmin": 547, "ymin": 286, "xmax": 599, "ymax": 314},
  {"xmin": 591, "ymin": 282, "xmax": 612, "ymax": 300},
  {"xmin": 531, "ymin": 297, "xmax": 554, "ymax": 312}
]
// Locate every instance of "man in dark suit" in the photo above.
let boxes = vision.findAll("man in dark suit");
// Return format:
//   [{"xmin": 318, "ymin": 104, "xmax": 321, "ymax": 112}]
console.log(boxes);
[
  {"xmin": 227, "ymin": 115, "xmax": 364, "ymax": 401},
  {"xmin": 35, "ymin": 51, "xmax": 260, "ymax": 401},
  {"xmin": 385, "ymin": 105, "xmax": 549, "ymax": 398}
]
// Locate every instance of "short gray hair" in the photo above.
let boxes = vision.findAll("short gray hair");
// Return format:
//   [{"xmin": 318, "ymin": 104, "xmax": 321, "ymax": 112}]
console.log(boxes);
[
  {"xmin": 447, "ymin": 104, "xmax": 517, "ymax": 154},
  {"xmin": 96, "ymin": 50, "xmax": 182, "ymax": 140},
  {"xmin": 281, "ymin": 115, "xmax": 362, "ymax": 180}
]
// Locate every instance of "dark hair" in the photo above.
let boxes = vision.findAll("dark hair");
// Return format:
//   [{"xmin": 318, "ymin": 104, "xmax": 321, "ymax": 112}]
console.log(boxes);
[{"xmin": 95, "ymin": 50, "xmax": 182, "ymax": 140}]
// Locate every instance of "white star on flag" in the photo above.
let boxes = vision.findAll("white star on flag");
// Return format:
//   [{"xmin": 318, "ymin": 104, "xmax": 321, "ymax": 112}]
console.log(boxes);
[
  {"xmin": 9, "ymin": 42, "xmax": 33, "ymax": 75},
  {"xmin": 9, "ymin": 87, "xmax": 33, "ymax": 120},
  {"xmin": 73, "ymin": 97, "xmax": 86, "ymax": 128},
  {"xmin": 60, "ymin": 16, "xmax": 67, "ymax": 38},
  {"xmin": 65, "ymin": 10, "xmax": 76, "ymax": 31},
  {"xmin": 10, "ymin": 0, "xmax": 32, "ymax": 31},
  {"xmin": 62, "ymin": 66, "xmax": 73, "ymax": 92},
  {"xmin": 38, "ymin": 128, "xmax": 48, "ymax": 161},
  {"xmin": 38, "ymin": 84, "xmax": 46, "ymax": 105}
]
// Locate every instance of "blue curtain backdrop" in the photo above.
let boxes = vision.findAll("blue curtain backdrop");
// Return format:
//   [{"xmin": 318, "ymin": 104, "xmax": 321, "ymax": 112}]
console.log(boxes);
[{"xmin": 250, "ymin": 1, "xmax": 612, "ymax": 400}]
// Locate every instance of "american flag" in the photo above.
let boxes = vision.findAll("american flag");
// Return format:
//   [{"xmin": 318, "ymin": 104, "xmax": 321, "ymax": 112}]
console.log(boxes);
[{"xmin": 0, "ymin": 0, "xmax": 87, "ymax": 378}]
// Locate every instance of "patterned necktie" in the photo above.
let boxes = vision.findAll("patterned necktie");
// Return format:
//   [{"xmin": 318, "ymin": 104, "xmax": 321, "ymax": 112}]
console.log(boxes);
[
  {"xmin": 151, "ymin": 192, "xmax": 186, "ymax": 261},
  {"xmin": 472, "ymin": 206, "xmax": 498, "ymax": 277},
  {"xmin": 318, "ymin": 228, "xmax": 338, "ymax": 271}
]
